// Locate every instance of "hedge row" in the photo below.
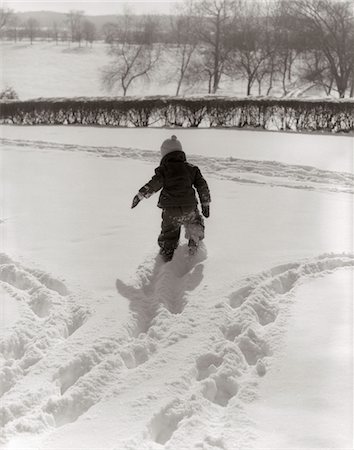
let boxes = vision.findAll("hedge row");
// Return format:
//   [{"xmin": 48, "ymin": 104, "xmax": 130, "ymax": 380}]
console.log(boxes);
[{"xmin": 1, "ymin": 96, "xmax": 353, "ymax": 132}]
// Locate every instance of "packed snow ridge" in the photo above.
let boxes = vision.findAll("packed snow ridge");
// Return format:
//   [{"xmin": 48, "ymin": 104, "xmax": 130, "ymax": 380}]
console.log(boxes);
[
  {"xmin": 2, "ymin": 138, "xmax": 353, "ymax": 194},
  {"xmin": 0, "ymin": 250, "xmax": 353, "ymax": 448}
]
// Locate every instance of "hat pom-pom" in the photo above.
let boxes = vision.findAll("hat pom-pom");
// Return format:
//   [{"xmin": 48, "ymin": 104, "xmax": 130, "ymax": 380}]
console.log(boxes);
[{"xmin": 171, "ymin": 135, "xmax": 177, "ymax": 140}]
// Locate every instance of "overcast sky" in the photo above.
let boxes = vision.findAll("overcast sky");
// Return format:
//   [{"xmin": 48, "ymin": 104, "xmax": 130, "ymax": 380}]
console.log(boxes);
[{"xmin": 3, "ymin": 0, "xmax": 180, "ymax": 15}]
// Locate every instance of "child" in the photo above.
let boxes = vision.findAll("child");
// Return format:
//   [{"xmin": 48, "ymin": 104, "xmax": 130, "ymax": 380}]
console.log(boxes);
[{"xmin": 131, "ymin": 135, "xmax": 211, "ymax": 262}]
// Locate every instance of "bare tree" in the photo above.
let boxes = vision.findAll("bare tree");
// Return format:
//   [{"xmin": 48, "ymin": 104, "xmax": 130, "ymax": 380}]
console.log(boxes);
[
  {"xmin": 139, "ymin": 14, "xmax": 160, "ymax": 44},
  {"xmin": 82, "ymin": 20, "xmax": 96, "ymax": 47},
  {"xmin": 193, "ymin": 0, "xmax": 237, "ymax": 93},
  {"xmin": 67, "ymin": 10, "xmax": 84, "ymax": 46},
  {"xmin": 7, "ymin": 14, "xmax": 20, "ymax": 42},
  {"xmin": 302, "ymin": 48, "xmax": 335, "ymax": 94},
  {"xmin": 288, "ymin": 0, "xmax": 354, "ymax": 98},
  {"xmin": 102, "ymin": 22, "xmax": 118, "ymax": 44},
  {"xmin": 350, "ymin": 60, "xmax": 354, "ymax": 97},
  {"xmin": 52, "ymin": 21, "xmax": 60, "ymax": 45},
  {"xmin": 227, "ymin": 1, "xmax": 276, "ymax": 96},
  {"xmin": 101, "ymin": 15, "xmax": 161, "ymax": 96},
  {"xmin": 0, "ymin": 7, "xmax": 13, "ymax": 30},
  {"xmin": 170, "ymin": 0, "xmax": 199, "ymax": 95},
  {"xmin": 271, "ymin": 0, "xmax": 303, "ymax": 95},
  {"xmin": 25, "ymin": 18, "xmax": 39, "ymax": 44}
]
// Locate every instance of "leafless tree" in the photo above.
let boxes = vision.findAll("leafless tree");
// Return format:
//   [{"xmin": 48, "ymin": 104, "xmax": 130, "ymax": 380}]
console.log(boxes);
[
  {"xmin": 25, "ymin": 18, "xmax": 39, "ymax": 44},
  {"xmin": 288, "ymin": 0, "xmax": 354, "ymax": 98},
  {"xmin": 271, "ymin": 0, "xmax": 303, "ymax": 95},
  {"xmin": 101, "ymin": 14, "xmax": 161, "ymax": 96},
  {"xmin": 193, "ymin": 0, "xmax": 237, "ymax": 93},
  {"xmin": 139, "ymin": 14, "xmax": 160, "ymax": 44},
  {"xmin": 7, "ymin": 14, "xmax": 20, "ymax": 42},
  {"xmin": 52, "ymin": 21, "xmax": 60, "ymax": 45},
  {"xmin": 0, "ymin": 7, "xmax": 13, "ymax": 30},
  {"xmin": 102, "ymin": 22, "xmax": 118, "ymax": 44},
  {"xmin": 170, "ymin": 0, "xmax": 199, "ymax": 95},
  {"xmin": 82, "ymin": 20, "xmax": 96, "ymax": 46},
  {"xmin": 67, "ymin": 10, "xmax": 84, "ymax": 46},
  {"xmin": 227, "ymin": 1, "xmax": 276, "ymax": 96},
  {"xmin": 301, "ymin": 48, "xmax": 336, "ymax": 94},
  {"xmin": 350, "ymin": 61, "xmax": 354, "ymax": 96}
]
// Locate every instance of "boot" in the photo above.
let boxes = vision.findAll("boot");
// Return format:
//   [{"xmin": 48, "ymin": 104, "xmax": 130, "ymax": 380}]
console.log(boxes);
[
  {"xmin": 159, "ymin": 248, "xmax": 174, "ymax": 262},
  {"xmin": 188, "ymin": 238, "xmax": 198, "ymax": 256}
]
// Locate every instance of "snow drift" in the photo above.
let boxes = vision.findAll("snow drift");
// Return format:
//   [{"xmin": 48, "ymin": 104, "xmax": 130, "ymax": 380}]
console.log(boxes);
[
  {"xmin": 0, "ymin": 251, "xmax": 353, "ymax": 449},
  {"xmin": 0, "ymin": 128, "xmax": 353, "ymax": 448}
]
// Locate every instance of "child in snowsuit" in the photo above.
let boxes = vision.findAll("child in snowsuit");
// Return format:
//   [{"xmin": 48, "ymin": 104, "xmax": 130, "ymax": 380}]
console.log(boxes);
[{"xmin": 131, "ymin": 135, "xmax": 211, "ymax": 262}]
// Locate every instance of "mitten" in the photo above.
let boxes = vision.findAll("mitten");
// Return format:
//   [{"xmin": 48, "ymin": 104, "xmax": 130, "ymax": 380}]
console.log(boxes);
[
  {"xmin": 131, "ymin": 193, "xmax": 144, "ymax": 209},
  {"xmin": 201, "ymin": 203, "xmax": 210, "ymax": 218}
]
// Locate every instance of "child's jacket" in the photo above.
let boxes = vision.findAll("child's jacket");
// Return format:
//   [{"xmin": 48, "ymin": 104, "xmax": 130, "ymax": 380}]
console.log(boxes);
[{"xmin": 138, "ymin": 150, "xmax": 211, "ymax": 209}]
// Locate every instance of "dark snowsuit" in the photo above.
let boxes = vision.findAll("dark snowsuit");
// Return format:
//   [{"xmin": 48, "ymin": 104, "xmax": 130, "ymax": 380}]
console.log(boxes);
[{"xmin": 138, "ymin": 150, "xmax": 211, "ymax": 254}]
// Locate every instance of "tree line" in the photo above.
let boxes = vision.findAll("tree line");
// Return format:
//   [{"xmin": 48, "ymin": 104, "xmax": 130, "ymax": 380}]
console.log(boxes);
[
  {"xmin": 1, "ymin": 0, "xmax": 353, "ymax": 98},
  {"xmin": 101, "ymin": 0, "xmax": 354, "ymax": 98},
  {"xmin": 0, "ymin": 9, "xmax": 97, "ymax": 46}
]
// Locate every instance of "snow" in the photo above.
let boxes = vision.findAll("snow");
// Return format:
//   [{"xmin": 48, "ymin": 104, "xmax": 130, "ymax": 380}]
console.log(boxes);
[
  {"xmin": 246, "ymin": 269, "xmax": 353, "ymax": 448},
  {"xmin": 0, "ymin": 42, "xmax": 249, "ymax": 99},
  {"xmin": 1, "ymin": 125, "xmax": 353, "ymax": 172},
  {"xmin": 0, "ymin": 42, "xmax": 183, "ymax": 99},
  {"xmin": 0, "ymin": 42, "xmax": 111, "ymax": 100},
  {"xmin": 0, "ymin": 126, "xmax": 353, "ymax": 449},
  {"xmin": 0, "ymin": 284, "xmax": 19, "ymax": 331}
]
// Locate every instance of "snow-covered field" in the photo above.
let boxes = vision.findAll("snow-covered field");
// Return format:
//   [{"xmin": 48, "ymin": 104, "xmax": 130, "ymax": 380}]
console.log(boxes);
[
  {"xmin": 0, "ymin": 42, "xmax": 186, "ymax": 99},
  {"xmin": 0, "ymin": 42, "xmax": 255, "ymax": 99},
  {"xmin": 0, "ymin": 42, "xmax": 111, "ymax": 99},
  {"xmin": 0, "ymin": 124, "xmax": 353, "ymax": 449}
]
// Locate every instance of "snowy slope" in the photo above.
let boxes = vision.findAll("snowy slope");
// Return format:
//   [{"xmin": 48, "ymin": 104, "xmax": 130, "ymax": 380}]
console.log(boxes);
[
  {"xmin": 0, "ymin": 42, "xmax": 253, "ymax": 99},
  {"xmin": 1, "ymin": 136, "xmax": 353, "ymax": 194},
  {"xmin": 0, "ymin": 129, "xmax": 353, "ymax": 449},
  {"xmin": 1, "ymin": 252, "xmax": 353, "ymax": 449},
  {"xmin": 246, "ymin": 268, "xmax": 353, "ymax": 448},
  {"xmin": 1, "ymin": 125, "xmax": 353, "ymax": 172}
]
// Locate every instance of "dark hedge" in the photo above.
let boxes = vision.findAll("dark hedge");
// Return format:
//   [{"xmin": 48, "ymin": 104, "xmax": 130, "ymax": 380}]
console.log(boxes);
[{"xmin": 0, "ymin": 96, "xmax": 353, "ymax": 132}]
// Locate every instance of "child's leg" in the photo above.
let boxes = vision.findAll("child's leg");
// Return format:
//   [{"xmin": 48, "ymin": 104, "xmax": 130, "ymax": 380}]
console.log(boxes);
[
  {"xmin": 184, "ymin": 208, "xmax": 205, "ymax": 246},
  {"xmin": 158, "ymin": 208, "xmax": 182, "ymax": 259}
]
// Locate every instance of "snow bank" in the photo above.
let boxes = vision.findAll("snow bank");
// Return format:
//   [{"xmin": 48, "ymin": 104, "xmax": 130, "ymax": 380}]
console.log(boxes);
[
  {"xmin": 247, "ymin": 268, "xmax": 353, "ymax": 448},
  {"xmin": 0, "ymin": 285, "xmax": 20, "ymax": 331},
  {"xmin": 0, "ymin": 254, "xmax": 89, "ymax": 400},
  {"xmin": 0, "ymin": 250, "xmax": 352, "ymax": 448}
]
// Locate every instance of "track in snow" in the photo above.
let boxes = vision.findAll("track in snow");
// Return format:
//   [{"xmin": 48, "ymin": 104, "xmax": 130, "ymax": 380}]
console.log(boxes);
[
  {"xmin": 116, "ymin": 244, "xmax": 207, "ymax": 334},
  {"xmin": 0, "ymin": 250, "xmax": 353, "ymax": 448},
  {"xmin": 2, "ymin": 138, "xmax": 353, "ymax": 194}
]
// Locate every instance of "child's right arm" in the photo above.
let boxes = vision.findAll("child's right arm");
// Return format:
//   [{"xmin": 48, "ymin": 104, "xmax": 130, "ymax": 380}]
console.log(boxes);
[
  {"xmin": 131, "ymin": 168, "xmax": 163, "ymax": 209},
  {"xmin": 138, "ymin": 169, "xmax": 163, "ymax": 199}
]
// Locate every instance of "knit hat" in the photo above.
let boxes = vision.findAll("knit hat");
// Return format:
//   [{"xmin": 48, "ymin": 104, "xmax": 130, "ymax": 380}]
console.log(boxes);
[{"xmin": 160, "ymin": 135, "xmax": 182, "ymax": 158}]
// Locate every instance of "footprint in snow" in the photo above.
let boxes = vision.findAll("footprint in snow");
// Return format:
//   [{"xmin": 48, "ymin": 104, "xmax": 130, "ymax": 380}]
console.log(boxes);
[{"xmin": 116, "ymin": 245, "xmax": 206, "ymax": 332}]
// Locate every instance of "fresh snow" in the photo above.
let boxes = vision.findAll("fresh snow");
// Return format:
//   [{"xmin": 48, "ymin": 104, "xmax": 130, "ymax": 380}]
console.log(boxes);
[
  {"xmin": 1, "ymin": 125, "xmax": 353, "ymax": 172},
  {"xmin": 0, "ymin": 42, "xmax": 112, "ymax": 100},
  {"xmin": 0, "ymin": 126, "xmax": 353, "ymax": 449},
  {"xmin": 0, "ymin": 42, "xmax": 250, "ymax": 99},
  {"xmin": 246, "ymin": 268, "xmax": 353, "ymax": 448},
  {"xmin": 0, "ymin": 284, "xmax": 19, "ymax": 332}
]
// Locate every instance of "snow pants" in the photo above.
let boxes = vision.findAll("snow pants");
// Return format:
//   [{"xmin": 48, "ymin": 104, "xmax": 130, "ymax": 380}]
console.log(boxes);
[{"xmin": 158, "ymin": 206, "xmax": 204, "ymax": 253}]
